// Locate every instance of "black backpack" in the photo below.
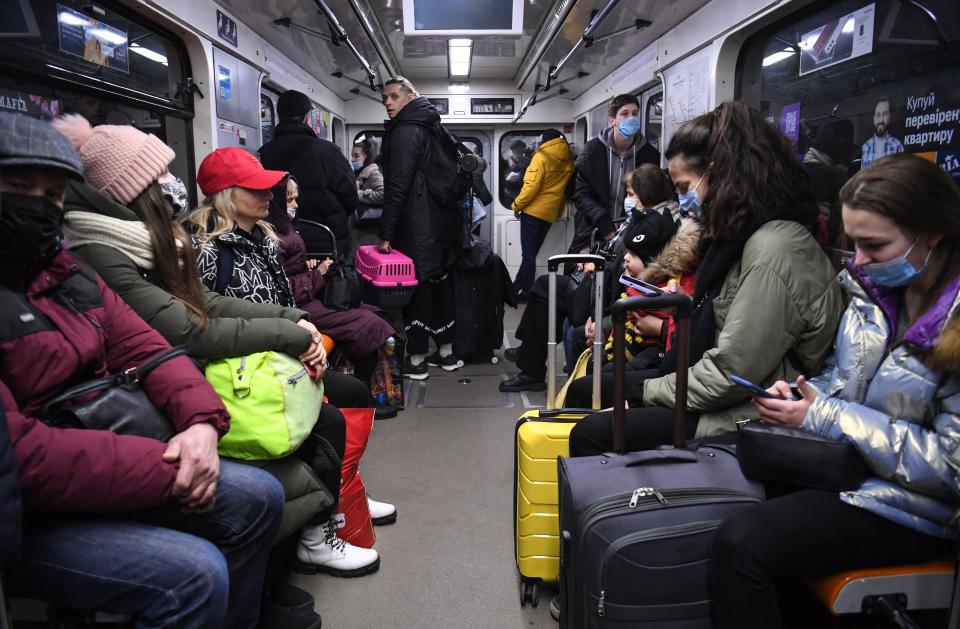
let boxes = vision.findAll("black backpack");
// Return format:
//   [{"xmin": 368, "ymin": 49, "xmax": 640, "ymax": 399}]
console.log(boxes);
[{"xmin": 413, "ymin": 121, "xmax": 480, "ymax": 209}]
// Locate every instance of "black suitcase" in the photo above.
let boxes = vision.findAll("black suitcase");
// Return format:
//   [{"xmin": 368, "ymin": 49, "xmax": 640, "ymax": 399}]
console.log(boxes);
[
  {"xmin": 557, "ymin": 293, "xmax": 764, "ymax": 628},
  {"xmin": 453, "ymin": 253, "xmax": 515, "ymax": 362}
]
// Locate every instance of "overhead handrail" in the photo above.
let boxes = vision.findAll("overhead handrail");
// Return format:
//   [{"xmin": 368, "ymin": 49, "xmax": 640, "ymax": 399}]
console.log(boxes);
[
  {"xmin": 314, "ymin": 0, "xmax": 378, "ymax": 88},
  {"xmin": 511, "ymin": 88, "xmax": 569, "ymax": 125},
  {"xmin": 544, "ymin": 0, "xmax": 652, "ymax": 91},
  {"xmin": 274, "ymin": 1, "xmax": 379, "ymax": 90}
]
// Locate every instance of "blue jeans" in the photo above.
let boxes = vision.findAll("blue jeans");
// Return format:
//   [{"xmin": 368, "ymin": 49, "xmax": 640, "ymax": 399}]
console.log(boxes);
[
  {"xmin": 514, "ymin": 213, "xmax": 552, "ymax": 296},
  {"xmin": 11, "ymin": 460, "xmax": 284, "ymax": 629}
]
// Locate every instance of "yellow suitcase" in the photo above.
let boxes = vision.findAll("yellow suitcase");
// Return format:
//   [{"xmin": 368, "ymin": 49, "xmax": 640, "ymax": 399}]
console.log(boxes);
[{"xmin": 513, "ymin": 254, "xmax": 605, "ymax": 607}]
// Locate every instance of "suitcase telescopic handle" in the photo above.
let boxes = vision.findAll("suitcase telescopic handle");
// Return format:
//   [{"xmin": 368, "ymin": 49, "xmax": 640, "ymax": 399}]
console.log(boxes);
[
  {"xmin": 546, "ymin": 254, "xmax": 605, "ymax": 410},
  {"xmin": 546, "ymin": 254, "xmax": 605, "ymax": 272},
  {"xmin": 611, "ymin": 293, "xmax": 693, "ymax": 452}
]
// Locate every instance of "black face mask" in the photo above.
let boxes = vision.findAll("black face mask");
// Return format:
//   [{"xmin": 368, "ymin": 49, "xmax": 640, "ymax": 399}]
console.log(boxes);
[{"xmin": 0, "ymin": 192, "xmax": 65, "ymax": 265}]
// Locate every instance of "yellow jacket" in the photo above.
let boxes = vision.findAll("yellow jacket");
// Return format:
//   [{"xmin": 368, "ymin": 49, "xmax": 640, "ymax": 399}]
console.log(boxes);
[{"xmin": 511, "ymin": 137, "xmax": 573, "ymax": 223}]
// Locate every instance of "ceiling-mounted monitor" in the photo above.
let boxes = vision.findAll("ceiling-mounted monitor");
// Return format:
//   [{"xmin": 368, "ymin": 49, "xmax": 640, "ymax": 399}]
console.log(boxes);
[{"xmin": 402, "ymin": 0, "xmax": 523, "ymax": 36}]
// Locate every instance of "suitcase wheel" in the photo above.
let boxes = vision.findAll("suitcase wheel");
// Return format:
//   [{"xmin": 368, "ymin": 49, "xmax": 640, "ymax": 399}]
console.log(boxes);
[{"xmin": 519, "ymin": 580, "xmax": 540, "ymax": 608}]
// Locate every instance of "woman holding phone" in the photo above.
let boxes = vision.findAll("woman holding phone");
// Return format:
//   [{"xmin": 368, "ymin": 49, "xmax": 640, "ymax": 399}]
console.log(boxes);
[
  {"xmin": 711, "ymin": 154, "xmax": 960, "ymax": 628},
  {"xmin": 569, "ymin": 101, "xmax": 845, "ymax": 455}
]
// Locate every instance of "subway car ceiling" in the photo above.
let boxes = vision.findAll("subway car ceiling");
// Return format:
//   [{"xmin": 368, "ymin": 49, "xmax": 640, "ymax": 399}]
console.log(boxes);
[{"xmin": 2, "ymin": 0, "xmax": 957, "ymax": 168}]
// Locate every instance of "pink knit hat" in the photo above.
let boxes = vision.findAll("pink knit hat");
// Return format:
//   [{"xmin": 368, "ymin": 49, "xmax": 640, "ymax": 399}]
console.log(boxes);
[{"xmin": 52, "ymin": 114, "xmax": 175, "ymax": 204}]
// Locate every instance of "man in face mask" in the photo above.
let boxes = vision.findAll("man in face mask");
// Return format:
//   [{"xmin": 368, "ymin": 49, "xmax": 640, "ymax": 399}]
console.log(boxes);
[
  {"xmin": 568, "ymin": 94, "xmax": 661, "ymax": 256},
  {"xmin": 0, "ymin": 112, "xmax": 85, "ymax": 287}
]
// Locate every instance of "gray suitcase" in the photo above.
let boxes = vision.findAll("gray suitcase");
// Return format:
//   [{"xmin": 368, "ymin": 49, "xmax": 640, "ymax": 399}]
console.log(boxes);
[{"xmin": 557, "ymin": 293, "xmax": 764, "ymax": 628}]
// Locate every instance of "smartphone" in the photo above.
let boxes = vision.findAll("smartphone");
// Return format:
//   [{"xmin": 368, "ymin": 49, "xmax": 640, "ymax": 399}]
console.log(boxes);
[
  {"xmin": 729, "ymin": 375, "xmax": 785, "ymax": 400},
  {"xmin": 303, "ymin": 362, "xmax": 319, "ymax": 379},
  {"xmin": 619, "ymin": 274, "xmax": 662, "ymax": 296}
]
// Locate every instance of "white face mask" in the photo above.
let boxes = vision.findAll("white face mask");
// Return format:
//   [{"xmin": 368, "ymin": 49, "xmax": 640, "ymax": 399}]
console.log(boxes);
[
  {"xmin": 624, "ymin": 197, "xmax": 638, "ymax": 216},
  {"xmin": 287, "ymin": 206, "xmax": 297, "ymax": 219}
]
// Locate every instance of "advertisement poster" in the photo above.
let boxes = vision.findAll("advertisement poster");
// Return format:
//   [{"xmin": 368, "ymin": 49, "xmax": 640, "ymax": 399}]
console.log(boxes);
[
  {"xmin": 799, "ymin": 3, "xmax": 874, "ymax": 76},
  {"xmin": 0, "ymin": 89, "xmax": 60, "ymax": 120},
  {"xmin": 853, "ymin": 81, "xmax": 960, "ymax": 179},
  {"xmin": 779, "ymin": 102, "xmax": 801, "ymax": 144},
  {"xmin": 57, "ymin": 4, "xmax": 128, "ymax": 73}
]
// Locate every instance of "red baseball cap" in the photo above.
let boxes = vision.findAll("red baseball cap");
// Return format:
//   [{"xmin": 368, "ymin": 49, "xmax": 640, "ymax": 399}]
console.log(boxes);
[{"xmin": 197, "ymin": 147, "xmax": 287, "ymax": 196}]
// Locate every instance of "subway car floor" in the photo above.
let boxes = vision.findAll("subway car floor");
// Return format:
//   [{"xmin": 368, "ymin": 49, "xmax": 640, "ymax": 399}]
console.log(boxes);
[{"xmin": 298, "ymin": 304, "xmax": 560, "ymax": 628}]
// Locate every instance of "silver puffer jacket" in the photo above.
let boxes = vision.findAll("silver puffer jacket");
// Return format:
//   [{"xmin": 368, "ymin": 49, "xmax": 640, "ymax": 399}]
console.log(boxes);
[{"xmin": 804, "ymin": 268, "xmax": 960, "ymax": 539}]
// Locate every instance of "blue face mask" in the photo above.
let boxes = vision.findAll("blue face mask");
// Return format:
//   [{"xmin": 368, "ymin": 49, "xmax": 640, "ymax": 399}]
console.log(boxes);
[
  {"xmin": 624, "ymin": 197, "xmax": 638, "ymax": 216},
  {"xmin": 352, "ymin": 160, "xmax": 364, "ymax": 171},
  {"xmin": 677, "ymin": 173, "xmax": 706, "ymax": 219},
  {"xmin": 863, "ymin": 238, "xmax": 933, "ymax": 287},
  {"xmin": 617, "ymin": 117, "xmax": 642, "ymax": 139}
]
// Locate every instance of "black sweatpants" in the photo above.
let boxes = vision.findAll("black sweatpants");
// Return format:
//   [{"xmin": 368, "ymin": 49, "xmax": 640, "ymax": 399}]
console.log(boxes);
[
  {"xmin": 711, "ymin": 488, "xmax": 953, "ymax": 629},
  {"xmin": 568, "ymin": 404, "xmax": 701, "ymax": 456},
  {"xmin": 566, "ymin": 368, "xmax": 653, "ymax": 409},
  {"xmin": 515, "ymin": 274, "xmax": 573, "ymax": 381},
  {"xmin": 404, "ymin": 272, "xmax": 455, "ymax": 356}
]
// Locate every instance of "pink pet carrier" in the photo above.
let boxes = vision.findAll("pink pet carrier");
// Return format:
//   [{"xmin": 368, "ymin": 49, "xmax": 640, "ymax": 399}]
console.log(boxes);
[{"xmin": 354, "ymin": 245, "xmax": 418, "ymax": 309}]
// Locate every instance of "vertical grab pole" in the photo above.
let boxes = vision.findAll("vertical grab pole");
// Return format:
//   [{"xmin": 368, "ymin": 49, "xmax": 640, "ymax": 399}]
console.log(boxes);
[
  {"xmin": 673, "ymin": 317, "xmax": 690, "ymax": 449},
  {"xmin": 612, "ymin": 317, "xmax": 626, "ymax": 453},
  {"xmin": 547, "ymin": 268, "xmax": 558, "ymax": 410},
  {"xmin": 591, "ymin": 269, "xmax": 604, "ymax": 410}
]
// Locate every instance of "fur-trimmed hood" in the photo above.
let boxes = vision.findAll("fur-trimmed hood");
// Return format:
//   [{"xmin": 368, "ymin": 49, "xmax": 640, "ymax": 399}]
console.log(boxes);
[{"xmin": 640, "ymin": 217, "xmax": 701, "ymax": 285}]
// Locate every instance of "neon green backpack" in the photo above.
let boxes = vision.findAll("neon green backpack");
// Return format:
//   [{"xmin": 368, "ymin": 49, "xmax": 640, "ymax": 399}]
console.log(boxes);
[{"xmin": 205, "ymin": 352, "xmax": 323, "ymax": 460}]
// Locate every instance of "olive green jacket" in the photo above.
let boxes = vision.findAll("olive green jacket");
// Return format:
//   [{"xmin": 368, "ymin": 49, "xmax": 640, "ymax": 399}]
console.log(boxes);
[
  {"xmin": 642, "ymin": 220, "xmax": 846, "ymax": 438},
  {"xmin": 65, "ymin": 182, "xmax": 313, "ymax": 361},
  {"xmin": 64, "ymin": 181, "xmax": 336, "ymax": 539}
]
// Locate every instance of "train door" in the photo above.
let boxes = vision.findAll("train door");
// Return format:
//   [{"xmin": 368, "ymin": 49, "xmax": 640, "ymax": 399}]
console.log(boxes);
[
  {"xmin": 497, "ymin": 128, "xmax": 571, "ymax": 279},
  {"xmin": 639, "ymin": 86, "xmax": 664, "ymax": 159},
  {"xmin": 0, "ymin": 0, "xmax": 197, "ymax": 203},
  {"xmin": 451, "ymin": 128, "xmax": 494, "ymax": 245}
]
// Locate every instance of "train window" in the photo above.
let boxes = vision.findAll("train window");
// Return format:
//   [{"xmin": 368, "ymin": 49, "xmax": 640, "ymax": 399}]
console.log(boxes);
[
  {"xmin": 589, "ymin": 102, "xmax": 608, "ymax": 139},
  {"xmin": 260, "ymin": 95, "xmax": 276, "ymax": 145},
  {"xmin": 353, "ymin": 130, "xmax": 385, "ymax": 155},
  {"xmin": 645, "ymin": 93, "xmax": 663, "ymax": 151},
  {"xmin": 499, "ymin": 130, "xmax": 545, "ymax": 209},
  {"xmin": 0, "ymin": 75, "xmax": 194, "ymax": 201},
  {"xmin": 737, "ymin": 0, "xmax": 960, "ymax": 180},
  {"xmin": 575, "ymin": 118, "xmax": 587, "ymax": 150},
  {"xmin": 0, "ymin": 0, "xmax": 190, "ymax": 110}
]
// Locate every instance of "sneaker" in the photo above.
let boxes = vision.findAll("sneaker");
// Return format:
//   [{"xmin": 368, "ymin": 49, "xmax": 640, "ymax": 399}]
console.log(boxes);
[
  {"xmin": 425, "ymin": 351, "xmax": 461, "ymax": 371},
  {"xmin": 374, "ymin": 405, "xmax": 397, "ymax": 420},
  {"xmin": 499, "ymin": 373, "xmax": 547, "ymax": 392},
  {"xmin": 367, "ymin": 495, "xmax": 397, "ymax": 525},
  {"xmin": 295, "ymin": 518, "xmax": 380, "ymax": 577},
  {"xmin": 549, "ymin": 595, "xmax": 561, "ymax": 622},
  {"xmin": 503, "ymin": 347, "xmax": 518, "ymax": 363},
  {"xmin": 403, "ymin": 357, "xmax": 429, "ymax": 380}
]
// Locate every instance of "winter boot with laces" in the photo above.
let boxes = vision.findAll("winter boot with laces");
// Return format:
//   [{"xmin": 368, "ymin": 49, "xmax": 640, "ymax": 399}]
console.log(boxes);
[{"xmin": 295, "ymin": 518, "xmax": 380, "ymax": 577}]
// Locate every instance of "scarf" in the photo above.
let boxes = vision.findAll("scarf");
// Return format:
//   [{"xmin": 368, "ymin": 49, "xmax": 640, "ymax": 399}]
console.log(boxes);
[
  {"xmin": 62, "ymin": 211, "xmax": 156, "ymax": 269},
  {"xmin": 656, "ymin": 193, "xmax": 820, "ymax": 377}
]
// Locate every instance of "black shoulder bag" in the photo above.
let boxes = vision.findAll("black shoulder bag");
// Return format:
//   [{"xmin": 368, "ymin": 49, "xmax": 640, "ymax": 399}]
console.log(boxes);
[
  {"xmin": 40, "ymin": 346, "xmax": 187, "ymax": 441},
  {"xmin": 737, "ymin": 422, "xmax": 870, "ymax": 491}
]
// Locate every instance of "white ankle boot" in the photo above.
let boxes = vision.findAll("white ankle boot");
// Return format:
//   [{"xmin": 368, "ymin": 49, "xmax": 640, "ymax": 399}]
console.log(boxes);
[
  {"xmin": 295, "ymin": 518, "xmax": 380, "ymax": 577},
  {"xmin": 367, "ymin": 495, "xmax": 397, "ymax": 525}
]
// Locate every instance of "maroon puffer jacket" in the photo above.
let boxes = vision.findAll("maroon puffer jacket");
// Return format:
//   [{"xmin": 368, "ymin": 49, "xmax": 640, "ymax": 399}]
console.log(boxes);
[{"xmin": 0, "ymin": 250, "xmax": 230, "ymax": 513}]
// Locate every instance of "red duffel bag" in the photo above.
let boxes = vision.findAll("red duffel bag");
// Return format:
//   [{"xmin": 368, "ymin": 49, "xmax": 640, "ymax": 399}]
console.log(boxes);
[{"xmin": 333, "ymin": 407, "xmax": 375, "ymax": 548}]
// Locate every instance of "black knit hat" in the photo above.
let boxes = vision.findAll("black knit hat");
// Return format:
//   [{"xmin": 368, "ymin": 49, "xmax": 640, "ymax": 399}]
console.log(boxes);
[
  {"xmin": 540, "ymin": 128, "xmax": 563, "ymax": 144},
  {"xmin": 623, "ymin": 210, "xmax": 678, "ymax": 263},
  {"xmin": 277, "ymin": 90, "xmax": 312, "ymax": 119}
]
